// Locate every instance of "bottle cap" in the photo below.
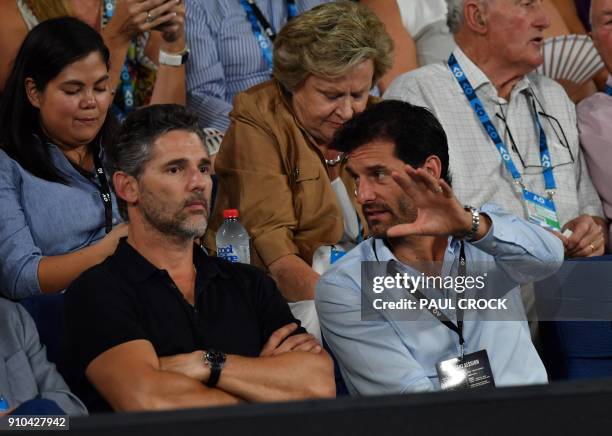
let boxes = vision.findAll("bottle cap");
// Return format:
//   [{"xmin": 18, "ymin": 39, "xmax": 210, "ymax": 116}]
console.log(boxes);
[{"xmin": 223, "ymin": 209, "xmax": 239, "ymax": 219}]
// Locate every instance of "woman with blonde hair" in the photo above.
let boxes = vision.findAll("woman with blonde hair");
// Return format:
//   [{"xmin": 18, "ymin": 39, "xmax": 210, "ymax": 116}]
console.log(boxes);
[{"xmin": 207, "ymin": 1, "xmax": 393, "ymax": 335}]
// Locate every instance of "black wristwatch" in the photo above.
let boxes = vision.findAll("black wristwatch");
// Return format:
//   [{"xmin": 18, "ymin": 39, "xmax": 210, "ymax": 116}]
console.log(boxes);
[{"xmin": 204, "ymin": 349, "xmax": 226, "ymax": 387}]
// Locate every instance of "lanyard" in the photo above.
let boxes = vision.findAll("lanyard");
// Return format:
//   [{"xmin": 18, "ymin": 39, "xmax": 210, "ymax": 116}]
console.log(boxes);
[
  {"xmin": 605, "ymin": 85, "xmax": 612, "ymax": 96},
  {"xmin": 240, "ymin": 0, "xmax": 298, "ymax": 70},
  {"xmin": 376, "ymin": 240, "xmax": 468, "ymax": 357},
  {"xmin": 448, "ymin": 54, "xmax": 557, "ymax": 195},
  {"xmin": 104, "ymin": 0, "xmax": 135, "ymax": 122},
  {"xmin": 92, "ymin": 148, "xmax": 114, "ymax": 234}
]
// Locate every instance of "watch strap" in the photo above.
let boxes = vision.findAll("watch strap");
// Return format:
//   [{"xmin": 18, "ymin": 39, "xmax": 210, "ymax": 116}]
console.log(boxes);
[
  {"xmin": 204, "ymin": 349, "xmax": 226, "ymax": 388},
  {"xmin": 207, "ymin": 365, "xmax": 221, "ymax": 388},
  {"xmin": 462, "ymin": 205, "xmax": 480, "ymax": 241},
  {"xmin": 159, "ymin": 48, "xmax": 190, "ymax": 66}
]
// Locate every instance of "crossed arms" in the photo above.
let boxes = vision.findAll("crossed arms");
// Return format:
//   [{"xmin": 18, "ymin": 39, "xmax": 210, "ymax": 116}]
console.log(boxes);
[{"xmin": 86, "ymin": 323, "xmax": 335, "ymax": 412}]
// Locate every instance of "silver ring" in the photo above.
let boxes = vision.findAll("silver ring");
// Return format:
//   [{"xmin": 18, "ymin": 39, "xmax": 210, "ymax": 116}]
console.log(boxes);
[
  {"xmin": 590, "ymin": 243, "xmax": 595, "ymax": 253},
  {"xmin": 145, "ymin": 11, "xmax": 153, "ymax": 23}
]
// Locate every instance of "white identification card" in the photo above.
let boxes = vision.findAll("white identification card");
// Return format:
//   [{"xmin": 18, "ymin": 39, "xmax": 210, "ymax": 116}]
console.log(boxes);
[
  {"xmin": 522, "ymin": 189, "xmax": 561, "ymax": 231},
  {"xmin": 436, "ymin": 350, "xmax": 496, "ymax": 391}
]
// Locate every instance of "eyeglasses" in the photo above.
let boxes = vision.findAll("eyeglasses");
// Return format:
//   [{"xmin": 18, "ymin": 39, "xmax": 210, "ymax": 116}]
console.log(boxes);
[{"xmin": 495, "ymin": 93, "xmax": 574, "ymax": 174}]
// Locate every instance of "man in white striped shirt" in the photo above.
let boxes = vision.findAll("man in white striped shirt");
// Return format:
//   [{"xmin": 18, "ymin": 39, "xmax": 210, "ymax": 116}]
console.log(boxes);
[
  {"xmin": 385, "ymin": 0, "xmax": 607, "ymax": 258},
  {"xmin": 185, "ymin": 0, "xmax": 330, "ymax": 132}
]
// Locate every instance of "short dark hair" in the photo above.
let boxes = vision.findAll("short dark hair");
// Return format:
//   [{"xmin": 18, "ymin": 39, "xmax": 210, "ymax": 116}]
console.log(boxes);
[
  {"xmin": 0, "ymin": 16, "xmax": 112, "ymax": 184},
  {"xmin": 106, "ymin": 104, "xmax": 206, "ymax": 221},
  {"xmin": 330, "ymin": 100, "xmax": 451, "ymax": 185}
]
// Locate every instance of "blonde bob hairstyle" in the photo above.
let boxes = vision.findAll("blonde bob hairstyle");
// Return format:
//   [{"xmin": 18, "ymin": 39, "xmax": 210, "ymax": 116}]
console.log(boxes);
[{"xmin": 272, "ymin": 1, "xmax": 393, "ymax": 93}]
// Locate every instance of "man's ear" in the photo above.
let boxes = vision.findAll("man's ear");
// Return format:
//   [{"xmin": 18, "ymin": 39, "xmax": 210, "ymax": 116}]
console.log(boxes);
[
  {"xmin": 113, "ymin": 172, "xmax": 139, "ymax": 207},
  {"xmin": 24, "ymin": 78, "xmax": 42, "ymax": 109},
  {"xmin": 423, "ymin": 155, "xmax": 443, "ymax": 180},
  {"xmin": 464, "ymin": 0, "xmax": 489, "ymax": 35}
]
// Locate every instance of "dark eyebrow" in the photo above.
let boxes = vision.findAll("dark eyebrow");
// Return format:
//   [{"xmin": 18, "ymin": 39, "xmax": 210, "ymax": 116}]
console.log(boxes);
[
  {"xmin": 163, "ymin": 157, "xmax": 212, "ymax": 167},
  {"xmin": 345, "ymin": 164, "xmax": 388, "ymax": 177},
  {"xmin": 60, "ymin": 74, "xmax": 110, "ymax": 87},
  {"xmin": 366, "ymin": 164, "xmax": 388, "ymax": 173}
]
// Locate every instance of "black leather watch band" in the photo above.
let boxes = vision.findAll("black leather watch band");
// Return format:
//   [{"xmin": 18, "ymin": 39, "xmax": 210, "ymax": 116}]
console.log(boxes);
[
  {"xmin": 207, "ymin": 365, "xmax": 221, "ymax": 388},
  {"xmin": 204, "ymin": 349, "xmax": 226, "ymax": 388}
]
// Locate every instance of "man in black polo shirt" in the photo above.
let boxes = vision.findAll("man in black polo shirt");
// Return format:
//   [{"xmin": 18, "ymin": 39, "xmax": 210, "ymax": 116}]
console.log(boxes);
[{"xmin": 63, "ymin": 105, "xmax": 335, "ymax": 413}]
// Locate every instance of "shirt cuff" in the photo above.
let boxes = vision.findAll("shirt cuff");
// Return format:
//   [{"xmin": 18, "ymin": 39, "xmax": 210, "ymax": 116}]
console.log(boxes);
[
  {"xmin": 8, "ymin": 256, "xmax": 43, "ymax": 299},
  {"xmin": 253, "ymin": 227, "xmax": 300, "ymax": 267},
  {"xmin": 470, "ymin": 207, "xmax": 518, "ymax": 253}
]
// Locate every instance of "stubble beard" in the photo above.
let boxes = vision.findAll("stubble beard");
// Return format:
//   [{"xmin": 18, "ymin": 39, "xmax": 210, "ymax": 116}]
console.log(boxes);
[
  {"xmin": 366, "ymin": 197, "xmax": 416, "ymax": 239},
  {"xmin": 140, "ymin": 190, "xmax": 209, "ymax": 242}
]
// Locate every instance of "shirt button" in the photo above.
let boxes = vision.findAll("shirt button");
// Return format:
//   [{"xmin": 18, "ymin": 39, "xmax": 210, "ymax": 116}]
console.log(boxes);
[
  {"xmin": 492, "ymin": 242, "xmax": 498, "ymax": 248},
  {"xmin": 112, "ymin": 218, "xmax": 118, "ymax": 224}
]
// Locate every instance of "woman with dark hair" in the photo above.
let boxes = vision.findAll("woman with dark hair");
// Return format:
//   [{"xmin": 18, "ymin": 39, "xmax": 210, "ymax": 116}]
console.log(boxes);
[
  {"xmin": 0, "ymin": 0, "xmax": 187, "ymax": 121},
  {"xmin": 0, "ymin": 17, "xmax": 126, "ymax": 301}
]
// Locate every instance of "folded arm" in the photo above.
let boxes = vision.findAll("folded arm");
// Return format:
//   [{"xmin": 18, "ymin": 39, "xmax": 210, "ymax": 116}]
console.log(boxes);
[
  {"xmin": 86, "ymin": 340, "xmax": 241, "ymax": 412},
  {"xmin": 159, "ymin": 324, "xmax": 335, "ymax": 402}
]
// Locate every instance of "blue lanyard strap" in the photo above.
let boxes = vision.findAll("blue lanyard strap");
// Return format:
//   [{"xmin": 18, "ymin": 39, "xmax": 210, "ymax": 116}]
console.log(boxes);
[
  {"xmin": 447, "ymin": 54, "xmax": 557, "ymax": 194},
  {"xmin": 240, "ymin": 0, "xmax": 298, "ymax": 71},
  {"xmin": 104, "ymin": 0, "xmax": 135, "ymax": 122},
  {"xmin": 605, "ymin": 84, "xmax": 612, "ymax": 96},
  {"xmin": 532, "ymin": 104, "xmax": 556, "ymax": 192}
]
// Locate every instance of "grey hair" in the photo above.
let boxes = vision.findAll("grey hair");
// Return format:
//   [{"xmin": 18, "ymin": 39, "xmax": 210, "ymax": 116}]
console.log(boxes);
[
  {"xmin": 106, "ymin": 104, "xmax": 206, "ymax": 221},
  {"xmin": 446, "ymin": 0, "xmax": 466, "ymax": 34},
  {"xmin": 446, "ymin": 0, "xmax": 493, "ymax": 34}
]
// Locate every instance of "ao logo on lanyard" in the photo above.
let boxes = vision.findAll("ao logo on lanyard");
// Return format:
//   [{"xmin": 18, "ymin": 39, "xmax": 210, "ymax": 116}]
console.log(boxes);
[
  {"xmin": 240, "ymin": 0, "xmax": 298, "ymax": 71},
  {"xmin": 448, "ymin": 54, "xmax": 562, "ymax": 231}
]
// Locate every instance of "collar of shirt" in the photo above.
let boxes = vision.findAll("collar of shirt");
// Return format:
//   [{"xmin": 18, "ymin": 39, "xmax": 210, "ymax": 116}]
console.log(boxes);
[
  {"xmin": 43, "ymin": 140, "xmax": 109, "ymax": 181},
  {"xmin": 370, "ymin": 236, "xmax": 460, "ymax": 278},
  {"xmin": 451, "ymin": 47, "xmax": 532, "ymax": 104},
  {"xmin": 109, "ymin": 238, "xmax": 229, "ymax": 286}
]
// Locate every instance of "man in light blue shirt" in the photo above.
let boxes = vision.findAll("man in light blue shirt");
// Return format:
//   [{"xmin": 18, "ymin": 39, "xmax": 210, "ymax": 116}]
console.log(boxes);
[
  {"xmin": 315, "ymin": 100, "xmax": 564, "ymax": 395},
  {"xmin": 185, "ymin": 0, "xmax": 330, "ymax": 131}
]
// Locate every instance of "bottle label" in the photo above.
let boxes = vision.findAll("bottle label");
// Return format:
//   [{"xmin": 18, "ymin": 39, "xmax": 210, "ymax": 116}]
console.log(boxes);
[{"xmin": 217, "ymin": 245, "xmax": 240, "ymax": 263}]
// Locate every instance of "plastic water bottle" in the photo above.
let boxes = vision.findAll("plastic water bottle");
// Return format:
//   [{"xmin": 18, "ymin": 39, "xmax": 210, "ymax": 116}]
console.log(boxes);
[
  {"xmin": 216, "ymin": 209, "xmax": 250, "ymax": 264},
  {"xmin": 0, "ymin": 395, "xmax": 9, "ymax": 413}
]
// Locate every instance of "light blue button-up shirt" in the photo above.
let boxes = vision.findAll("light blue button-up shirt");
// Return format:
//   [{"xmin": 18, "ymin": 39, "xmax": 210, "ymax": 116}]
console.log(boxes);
[
  {"xmin": 316, "ymin": 204, "xmax": 564, "ymax": 395},
  {"xmin": 0, "ymin": 145, "xmax": 122, "ymax": 300}
]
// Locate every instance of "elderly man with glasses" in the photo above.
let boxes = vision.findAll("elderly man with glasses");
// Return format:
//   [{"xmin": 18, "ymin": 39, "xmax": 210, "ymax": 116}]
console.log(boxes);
[{"xmin": 385, "ymin": 0, "xmax": 607, "ymax": 258}]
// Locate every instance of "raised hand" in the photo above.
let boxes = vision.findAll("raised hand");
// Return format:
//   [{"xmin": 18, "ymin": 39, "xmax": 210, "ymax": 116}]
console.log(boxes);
[
  {"xmin": 157, "ymin": 0, "xmax": 186, "ymax": 49},
  {"xmin": 105, "ymin": 0, "xmax": 180, "ymax": 43},
  {"xmin": 385, "ymin": 164, "xmax": 474, "ymax": 239}
]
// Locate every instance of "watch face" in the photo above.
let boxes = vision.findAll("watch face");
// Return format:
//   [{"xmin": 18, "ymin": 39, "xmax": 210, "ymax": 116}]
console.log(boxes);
[{"xmin": 207, "ymin": 350, "xmax": 226, "ymax": 366}]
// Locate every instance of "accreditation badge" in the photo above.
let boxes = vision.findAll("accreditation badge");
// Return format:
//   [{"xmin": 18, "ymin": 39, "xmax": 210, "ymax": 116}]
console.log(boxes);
[
  {"xmin": 522, "ymin": 189, "xmax": 561, "ymax": 231},
  {"xmin": 436, "ymin": 350, "xmax": 496, "ymax": 391}
]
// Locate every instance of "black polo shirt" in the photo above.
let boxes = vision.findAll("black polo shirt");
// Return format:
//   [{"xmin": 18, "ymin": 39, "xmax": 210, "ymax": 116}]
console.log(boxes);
[{"xmin": 62, "ymin": 239, "xmax": 304, "ymax": 413}]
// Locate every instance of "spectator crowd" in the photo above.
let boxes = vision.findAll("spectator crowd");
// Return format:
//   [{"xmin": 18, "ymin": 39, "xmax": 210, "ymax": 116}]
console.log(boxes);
[{"xmin": 0, "ymin": 0, "xmax": 611, "ymax": 418}]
